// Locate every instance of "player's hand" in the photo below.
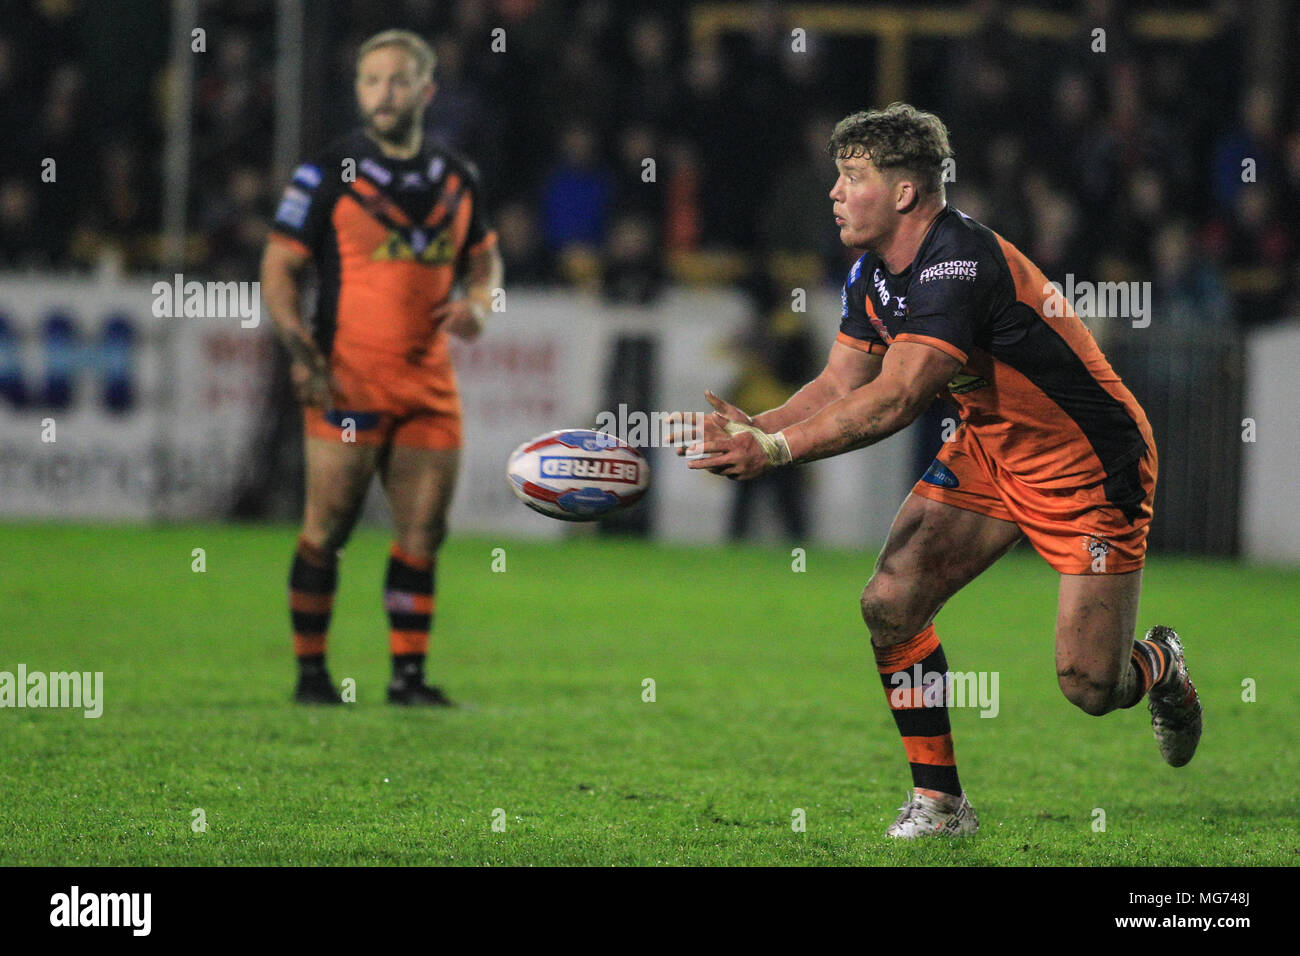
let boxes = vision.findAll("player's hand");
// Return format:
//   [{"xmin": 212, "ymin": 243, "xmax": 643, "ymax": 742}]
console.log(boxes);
[
  {"xmin": 289, "ymin": 356, "xmax": 335, "ymax": 410},
  {"xmin": 702, "ymin": 390, "xmax": 752, "ymax": 427},
  {"xmin": 665, "ymin": 390, "xmax": 752, "ymax": 457},
  {"xmin": 686, "ymin": 413, "xmax": 773, "ymax": 480},
  {"xmin": 433, "ymin": 300, "xmax": 485, "ymax": 341},
  {"xmin": 663, "ymin": 410, "xmax": 705, "ymax": 456}
]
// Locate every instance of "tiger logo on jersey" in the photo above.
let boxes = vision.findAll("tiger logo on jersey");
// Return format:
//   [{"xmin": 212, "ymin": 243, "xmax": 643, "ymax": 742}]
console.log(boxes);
[{"xmin": 371, "ymin": 227, "xmax": 458, "ymax": 265}]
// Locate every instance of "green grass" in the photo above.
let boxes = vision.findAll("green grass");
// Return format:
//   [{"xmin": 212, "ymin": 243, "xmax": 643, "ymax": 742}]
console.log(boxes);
[{"xmin": 1, "ymin": 522, "xmax": 1296, "ymax": 866}]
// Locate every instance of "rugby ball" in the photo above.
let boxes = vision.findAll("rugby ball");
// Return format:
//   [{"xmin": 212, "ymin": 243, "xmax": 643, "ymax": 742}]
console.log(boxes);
[{"xmin": 507, "ymin": 429, "xmax": 650, "ymax": 521}]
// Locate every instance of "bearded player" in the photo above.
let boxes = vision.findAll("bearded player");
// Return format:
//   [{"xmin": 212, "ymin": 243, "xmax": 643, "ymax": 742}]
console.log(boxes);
[
  {"xmin": 261, "ymin": 30, "xmax": 502, "ymax": 706},
  {"xmin": 682, "ymin": 103, "xmax": 1201, "ymax": 837}
]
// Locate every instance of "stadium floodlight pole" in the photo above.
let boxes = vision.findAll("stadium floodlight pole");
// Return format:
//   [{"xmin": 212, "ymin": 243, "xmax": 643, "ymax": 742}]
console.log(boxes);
[
  {"xmin": 155, "ymin": 0, "xmax": 199, "ymax": 521},
  {"xmin": 161, "ymin": 0, "xmax": 197, "ymax": 271},
  {"xmin": 272, "ymin": 0, "xmax": 305, "ymax": 189}
]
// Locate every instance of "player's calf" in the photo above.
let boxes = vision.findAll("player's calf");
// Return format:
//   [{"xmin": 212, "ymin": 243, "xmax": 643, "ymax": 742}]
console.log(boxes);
[{"xmin": 290, "ymin": 537, "xmax": 342, "ymax": 705}]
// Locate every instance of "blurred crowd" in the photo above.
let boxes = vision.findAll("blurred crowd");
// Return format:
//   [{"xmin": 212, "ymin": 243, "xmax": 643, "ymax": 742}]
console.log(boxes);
[{"xmin": 2, "ymin": 0, "xmax": 1297, "ymax": 328}]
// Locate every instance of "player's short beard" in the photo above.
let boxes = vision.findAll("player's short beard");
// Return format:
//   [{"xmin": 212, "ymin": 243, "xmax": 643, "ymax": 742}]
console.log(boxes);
[{"xmin": 367, "ymin": 107, "xmax": 418, "ymax": 146}]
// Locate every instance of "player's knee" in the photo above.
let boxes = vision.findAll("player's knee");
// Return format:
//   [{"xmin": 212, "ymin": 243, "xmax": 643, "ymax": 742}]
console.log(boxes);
[
  {"xmin": 860, "ymin": 577, "xmax": 912, "ymax": 642},
  {"xmin": 319, "ymin": 511, "xmax": 355, "ymax": 550},
  {"xmin": 1057, "ymin": 669, "xmax": 1117, "ymax": 717},
  {"xmin": 303, "ymin": 500, "xmax": 359, "ymax": 552},
  {"xmin": 396, "ymin": 522, "xmax": 447, "ymax": 563}
]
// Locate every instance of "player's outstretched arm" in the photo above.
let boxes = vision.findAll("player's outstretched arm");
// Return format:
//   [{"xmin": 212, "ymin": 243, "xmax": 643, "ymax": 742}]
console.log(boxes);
[
  {"xmin": 751, "ymin": 340, "xmax": 883, "ymax": 434},
  {"xmin": 669, "ymin": 341, "xmax": 882, "ymax": 457},
  {"xmin": 783, "ymin": 341, "xmax": 958, "ymax": 462},
  {"xmin": 689, "ymin": 341, "xmax": 957, "ymax": 479}
]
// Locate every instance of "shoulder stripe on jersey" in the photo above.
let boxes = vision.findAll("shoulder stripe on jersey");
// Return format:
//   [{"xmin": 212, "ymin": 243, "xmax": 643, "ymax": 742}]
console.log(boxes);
[
  {"xmin": 422, "ymin": 173, "xmax": 465, "ymax": 229},
  {"xmin": 347, "ymin": 177, "xmax": 415, "ymax": 228},
  {"xmin": 835, "ymin": 331, "xmax": 887, "ymax": 355},
  {"xmin": 894, "ymin": 333, "xmax": 968, "ymax": 365}
]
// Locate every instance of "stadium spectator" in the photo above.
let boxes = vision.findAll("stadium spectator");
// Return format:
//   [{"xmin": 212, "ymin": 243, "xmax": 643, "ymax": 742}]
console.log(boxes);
[
  {"xmin": 540, "ymin": 122, "xmax": 614, "ymax": 253},
  {"xmin": 601, "ymin": 211, "xmax": 663, "ymax": 305},
  {"xmin": 4, "ymin": 0, "xmax": 1294, "ymax": 339},
  {"xmin": 1211, "ymin": 85, "xmax": 1280, "ymax": 213},
  {"xmin": 495, "ymin": 199, "xmax": 555, "ymax": 285}
]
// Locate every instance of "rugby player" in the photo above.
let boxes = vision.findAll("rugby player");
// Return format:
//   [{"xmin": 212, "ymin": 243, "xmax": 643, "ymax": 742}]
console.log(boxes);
[
  {"xmin": 261, "ymin": 30, "xmax": 501, "ymax": 706},
  {"xmin": 682, "ymin": 103, "xmax": 1201, "ymax": 837}
]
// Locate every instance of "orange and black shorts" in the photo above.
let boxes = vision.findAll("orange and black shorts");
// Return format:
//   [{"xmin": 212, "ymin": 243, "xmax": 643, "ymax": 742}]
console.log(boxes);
[
  {"xmin": 910, "ymin": 425, "xmax": 1157, "ymax": 575},
  {"xmin": 304, "ymin": 405, "xmax": 462, "ymax": 449},
  {"xmin": 303, "ymin": 349, "xmax": 463, "ymax": 450}
]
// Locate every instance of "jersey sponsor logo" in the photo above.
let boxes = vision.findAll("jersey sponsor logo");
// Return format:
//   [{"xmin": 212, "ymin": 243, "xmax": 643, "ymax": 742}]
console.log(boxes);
[
  {"xmin": 371, "ymin": 226, "xmax": 458, "ymax": 265},
  {"xmin": 359, "ymin": 158, "xmax": 392, "ymax": 185},
  {"xmin": 291, "ymin": 163, "xmax": 322, "ymax": 188},
  {"xmin": 540, "ymin": 456, "xmax": 640, "ymax": 484},
  {"xmin": 946, "ymin": 370, "xmax": 990, "ymax": 394},
  {"xmin": 918, "ymin": 259, "xmax": 978, "ymax": 283},
  {"xmin": 873, "ymin": 267, "xmax": 891, "ymax": 306},
  {"xmin": 397, "ymin": 170, "xmax": 425, "ymax": 191},
  {"xmin": 274, "ymin": 187, "xmax": 311, "ymax": 229},
  {"xmin": 873, "ymin": 267, "xmax": 907, "ymax": 317},
  {"xmin": 921, "ymin": 459, "xmax": 959, "ymax": 488},
  {"xmin": 844, "ymin": 255, "xmax": 867, "ymax": 319}
]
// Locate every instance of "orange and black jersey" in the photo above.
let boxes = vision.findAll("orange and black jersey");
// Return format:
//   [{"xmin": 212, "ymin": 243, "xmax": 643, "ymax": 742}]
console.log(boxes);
[
  {"xmin": 839, "ymin": 206, "xmax": 1154, "ymax": 517},
  {"xmin": 268, "ymin": 130, "xmax": 497, "ymax": 364}
]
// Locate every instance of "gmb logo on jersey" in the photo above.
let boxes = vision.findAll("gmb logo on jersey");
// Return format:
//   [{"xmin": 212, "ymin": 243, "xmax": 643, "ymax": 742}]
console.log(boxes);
[
  {"xmin": 372, "ymin": 227, "xmax": 457, "ymax": 265},
  {"xmin": 874, "ymin": 267, "xmax": 907, "ymax": 317}
]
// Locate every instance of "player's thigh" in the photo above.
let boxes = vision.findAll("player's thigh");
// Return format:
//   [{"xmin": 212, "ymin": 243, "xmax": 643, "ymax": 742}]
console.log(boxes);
[
  {"xmin": 863, "ymin": 492, "xmax": 1023, "ymax": 643},
  {"xmin": 380, "ymin": 444, "xmax": 461, "ymax": 557},
  {"xmin": 302, "ymin": 434, "xmax": 383, "ymax": 547},
  {"xmin": 1055, "ymin": 569, "xmax": 1143, "ymax": 703}
]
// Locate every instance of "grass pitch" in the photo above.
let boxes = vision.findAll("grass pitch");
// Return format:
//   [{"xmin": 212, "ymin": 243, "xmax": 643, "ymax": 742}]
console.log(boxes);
[{"xmin": 1, "ymin": 523, "xmax": 1295, "ymax": 866}]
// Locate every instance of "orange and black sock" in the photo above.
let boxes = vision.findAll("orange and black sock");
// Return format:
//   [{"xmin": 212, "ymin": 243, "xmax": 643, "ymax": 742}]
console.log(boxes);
[
  {"xmin": 385, "ymin": 544, "xmax": 434, "ymax": 682},
  {"xmin": 1118, "ymin": 636, "xmax": 1170, "ymax": 708},
  {"xmin": 874, "ymin": 624, "xmax": 961, "ymax": 799},
  {"xmin": 290, "ymin": 537, "xmax": 337, "ymax": 673}
]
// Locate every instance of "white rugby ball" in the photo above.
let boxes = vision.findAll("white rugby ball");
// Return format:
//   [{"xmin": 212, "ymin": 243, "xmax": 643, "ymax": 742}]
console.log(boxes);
[{"xmin": 507, "ymin": 429, "xmax": 650, "ymax": 521}]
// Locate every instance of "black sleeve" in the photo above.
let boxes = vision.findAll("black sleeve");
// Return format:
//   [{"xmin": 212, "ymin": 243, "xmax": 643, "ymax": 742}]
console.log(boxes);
[
  {"xmin": 837, "ymin": 255, "xmax": 885, "ymax": 349},
  {"xmin": 460, "ymin": 159, "xmax": 496, "ymax": 254},
  {"xmin": 269, "ymin": 158, "xmax": 338, "ymax": 253}
]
